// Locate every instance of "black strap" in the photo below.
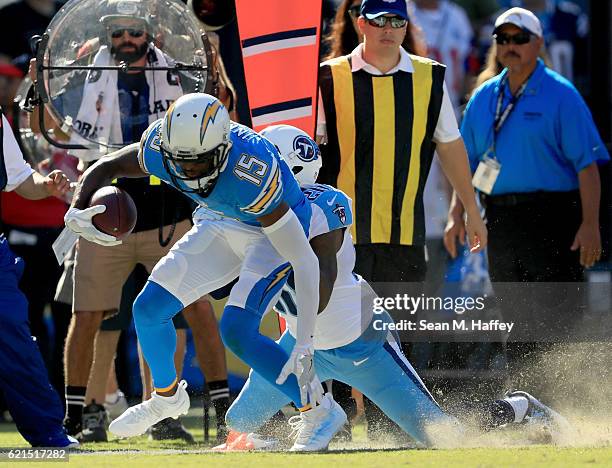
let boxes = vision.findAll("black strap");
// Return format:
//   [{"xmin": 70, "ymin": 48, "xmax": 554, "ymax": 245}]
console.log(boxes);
[
  {"xmin": 157, "ymin": 184, "xmax": 177, "ymax": 247},
  {"xmin": 486, "ymin": 74, "xmax": 530, "ymax": 159},
  {"xmin": 493, "ymin": 74, "xmax": 528, "ymax": 135}
]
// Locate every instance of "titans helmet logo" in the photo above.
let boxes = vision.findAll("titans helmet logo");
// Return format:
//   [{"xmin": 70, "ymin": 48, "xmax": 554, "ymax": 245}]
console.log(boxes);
[{"xmin": 293, "ymin": 135, "xmax": 319, "ymax": 162}]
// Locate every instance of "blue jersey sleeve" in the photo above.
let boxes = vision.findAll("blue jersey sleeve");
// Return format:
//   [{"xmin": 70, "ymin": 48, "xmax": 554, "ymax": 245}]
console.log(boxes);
[{"xmin": 302, "ymin": 184, "xmax": 353, "ymax": 238}]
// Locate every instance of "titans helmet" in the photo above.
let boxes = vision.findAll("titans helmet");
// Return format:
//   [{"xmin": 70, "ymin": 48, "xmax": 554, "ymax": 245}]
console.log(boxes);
[{"xmin": 260, "ymin": 124, "xmax": 322, "ymax": 186}]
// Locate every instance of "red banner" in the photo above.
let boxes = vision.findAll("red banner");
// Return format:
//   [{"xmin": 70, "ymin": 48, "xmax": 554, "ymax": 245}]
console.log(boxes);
[{"xmin": 235, "ymin": 0, "xmax": 323, "ymax": 137}]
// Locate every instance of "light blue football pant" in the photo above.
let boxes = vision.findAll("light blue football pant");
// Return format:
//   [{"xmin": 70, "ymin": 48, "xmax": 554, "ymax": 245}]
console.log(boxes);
[
  {"xmin": 226, "ymin": 314, "xmax": 457, "ymax": 446},
  {"xmin": 133, "ymin": 275, "xmax": 304, "ymax": 405},
  {"xmin": 132, "ymin": 217, "xmax": 307, "ymax": 405}
]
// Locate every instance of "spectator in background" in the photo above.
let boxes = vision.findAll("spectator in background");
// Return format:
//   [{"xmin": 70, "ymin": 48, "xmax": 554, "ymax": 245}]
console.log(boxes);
[
  {"xmin": 448, "ymin": 0, "xmax": 501, "ymax": 95},
  {"xmin": 319, "ymin": 0, "xmax": 426, "ymax": 440},
  {"xmin": 40, "ymin": 0, "xmax": 229, "ymax": 443},
  {"xmin": 412, "ymin": 0, "xmax": 473, "ymax": 113},
  {"xmin": 446, "ymin": 6, "xmax": 607, "ymax": 283},
  {"xmin": 496, "ymin": 0, "xmax": 588, "ymax": 83},
  {"xmin": 318, "ymin": 0, "xmax": 487, "ymax": 439},
  {"xmin": 411, "ymin": 0, "xmax": 473, "ymax": 372},
  {"xmin": 324, "ymin": 0, "xmax": 427, "ymax": 60},
  {"xmin": 454, "ymin": 0, "xmax": 500, "ymax": 27},
  {"xmin": 204, "ymin": 32, "xmax": 239, "ymax": 122},
  {"xmin": 0, "ymin": 63, "xmax": 24, "ymax": 121},
  {"xmin": 0, "ymin": 0, "xmax": 60, "ymax": 62},
  {"xmin": 444, "ymin": 7, "xmax": 609, "ymax": 392}
]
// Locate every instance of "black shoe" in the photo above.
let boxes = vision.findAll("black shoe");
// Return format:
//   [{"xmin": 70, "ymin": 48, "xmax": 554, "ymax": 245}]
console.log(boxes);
[
  {"xmin": 150, "ymin": 417, "xmax": 195, "ymax": 444},
  {"xmin": 79, "ymin": 403, "xmax": 108, "ymax": 443},
  {"xmin": 216, "ymin": 421, "xmax": 229, "ymax": 443},
  {"xmin": 211, "ymin": 397, "xmax": 230, "ymax": 443},
  {"xmin": 505, "ymin": 390, "xmax": 573, "ymax": 444},
  {"xmin": 63, "ymin": 417, "xmax": 82, "ymax": 438}
]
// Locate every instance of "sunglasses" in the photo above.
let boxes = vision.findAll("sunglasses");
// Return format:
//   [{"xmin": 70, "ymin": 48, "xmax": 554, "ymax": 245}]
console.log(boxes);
[
  {"xmin": 347, "ymin": 5, "xmax": 360, "ymax": 18},
  {"xmin": 367, "ymin": 15, "xmax": 408, "ymax": 29},
  {"xmin": 110, "ymin": 28, "xmax": 145, "ymax": 39},
  {"xmin": 494, "ymin": 31, "xmax": 532, "ymax": 45}
]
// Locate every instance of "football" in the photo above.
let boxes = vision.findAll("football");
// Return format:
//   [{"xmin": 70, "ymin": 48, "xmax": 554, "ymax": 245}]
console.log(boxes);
[{"xmin": 88, "ymin": 186, "xmax": 137, "ymax": 240}]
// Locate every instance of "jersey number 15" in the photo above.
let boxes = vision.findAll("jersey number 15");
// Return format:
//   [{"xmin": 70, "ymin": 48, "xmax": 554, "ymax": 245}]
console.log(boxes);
[{"xmin": 233, "ymin": 154, "xmax": 268, "ymax": 186}]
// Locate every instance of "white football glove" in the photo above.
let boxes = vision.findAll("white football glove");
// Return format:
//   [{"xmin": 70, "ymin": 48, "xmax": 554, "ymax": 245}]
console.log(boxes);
[
  {"xmin": 276, "ymin": 344, "xmax": 324, "ymax": 407},
  {"xmin": 64, "ymin": 206, "xmax": 122, "ymax": 246}
]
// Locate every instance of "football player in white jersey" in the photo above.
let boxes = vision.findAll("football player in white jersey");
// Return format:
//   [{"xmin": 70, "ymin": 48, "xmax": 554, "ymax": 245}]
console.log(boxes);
[{"xmin": 217, "ymin": 124, "xmax": 570, "ymax": 450}]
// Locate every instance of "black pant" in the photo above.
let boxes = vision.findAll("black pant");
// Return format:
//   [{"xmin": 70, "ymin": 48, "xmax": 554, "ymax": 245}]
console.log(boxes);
[
  {"xmin": 483, "ymin": 191, "xmax": 584, "ymax": 395},
  {"xmin": 484, "ymin": 190, "xmax": 583, "ymax": 282},
  {"xmin": 354, "ymin": 244, "xmax": 427, "ymax": 283}
]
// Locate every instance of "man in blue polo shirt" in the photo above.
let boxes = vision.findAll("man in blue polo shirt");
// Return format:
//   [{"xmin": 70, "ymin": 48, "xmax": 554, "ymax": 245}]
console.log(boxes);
[
  {"xmin": 444, "ymin": 7, "xmax": 609, "ymax": 395},
  {"xmin": 445, "ymin": 6, "xmax": 608, "ymax": 281}
]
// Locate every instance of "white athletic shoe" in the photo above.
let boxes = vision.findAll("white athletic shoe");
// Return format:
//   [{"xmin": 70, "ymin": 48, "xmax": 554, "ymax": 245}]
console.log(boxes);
[
  {"xmin": 104, "ymin": 390, "xmax": 129, "ymax": 419},
  {"xmin": 508, "ymin": 390, "xmax": 573, "ymax": 444},
  {"xmin": 109, "ymin": 380, "xmax": 190, "ymax": 438},
  {"xmin": 288, "ymin": 393, "xmax": 347, "ymax": 452}
]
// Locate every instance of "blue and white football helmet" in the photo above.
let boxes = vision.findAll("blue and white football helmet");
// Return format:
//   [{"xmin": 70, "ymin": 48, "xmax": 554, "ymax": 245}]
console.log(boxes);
[
  {"xmin": 260, "ymin": 124, "xmax": 322, "ymax": 186},
  {"xmin": 160, "ymin": 93, "xmax": 232, "ymax": 195}
]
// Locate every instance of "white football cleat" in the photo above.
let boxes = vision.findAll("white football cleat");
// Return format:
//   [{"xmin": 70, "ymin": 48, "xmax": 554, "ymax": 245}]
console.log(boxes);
[
  {"xmin": 508, "ymin": 390, "xmax": 573, "ymax": 444},
  {"xmin": 288, "ymin": 393, "xmax": 347, "ymax": 452},
  {"xmin": 109, "ymin": 380, "xmax": 190, "ymax": 438}
]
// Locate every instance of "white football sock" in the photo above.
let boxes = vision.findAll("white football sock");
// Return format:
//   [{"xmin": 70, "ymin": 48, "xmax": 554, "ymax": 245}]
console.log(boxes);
[{"xmin": 504, "ymin": 395, "xmax": 529, "ymax": 422}]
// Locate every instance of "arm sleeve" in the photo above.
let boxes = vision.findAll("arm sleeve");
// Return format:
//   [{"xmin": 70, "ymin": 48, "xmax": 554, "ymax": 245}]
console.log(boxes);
[
  {"xmin": 433, "ymin": 82, "xmax": 461, "ymax": 143},
  {"xmin": 262, "ymin": 208, "xmax": 319, "ymax": 347},
  {"xmin": 2, "ymin": 115, "xmax": 34, "ymax": 192}
]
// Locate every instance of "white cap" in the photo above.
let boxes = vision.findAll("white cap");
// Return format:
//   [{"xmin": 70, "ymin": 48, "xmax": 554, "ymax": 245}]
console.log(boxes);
[{"xmin": 494, "ymin": 7, "xmax": 543, "ymax": 38}]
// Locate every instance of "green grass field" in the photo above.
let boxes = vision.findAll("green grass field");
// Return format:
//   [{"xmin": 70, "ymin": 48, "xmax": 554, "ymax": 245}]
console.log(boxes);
[{"xmin": 1, "ymin": 413, "xmax": 611, "ymax": 467}]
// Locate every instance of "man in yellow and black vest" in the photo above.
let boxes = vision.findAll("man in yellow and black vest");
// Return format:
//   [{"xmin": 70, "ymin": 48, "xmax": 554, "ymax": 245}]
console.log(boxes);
[{"xmin": 317, "ymin": 0, "xmax": 487, "ymax": 439}]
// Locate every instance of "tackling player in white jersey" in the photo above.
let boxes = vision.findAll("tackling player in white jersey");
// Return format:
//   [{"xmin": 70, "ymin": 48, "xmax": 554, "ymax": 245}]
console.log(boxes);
[{"xmin": 217, "ymin": 124, "xmax": 571, "ymax": 450}]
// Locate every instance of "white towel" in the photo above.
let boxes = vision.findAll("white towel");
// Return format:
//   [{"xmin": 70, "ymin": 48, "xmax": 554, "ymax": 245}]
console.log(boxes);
[{"xmin": 70, "ymin": 44, "xmax": 183, "ymax": 161}]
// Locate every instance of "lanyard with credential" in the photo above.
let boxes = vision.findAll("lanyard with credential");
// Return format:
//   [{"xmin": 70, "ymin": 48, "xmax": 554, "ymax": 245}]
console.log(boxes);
[
  {"xmin": 472, "ymin": 75, "xmax": 528, "ymax": 195},
  {"xmin": 491, "ymin": 75, "xmax": 529, "ymax": 153}
]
